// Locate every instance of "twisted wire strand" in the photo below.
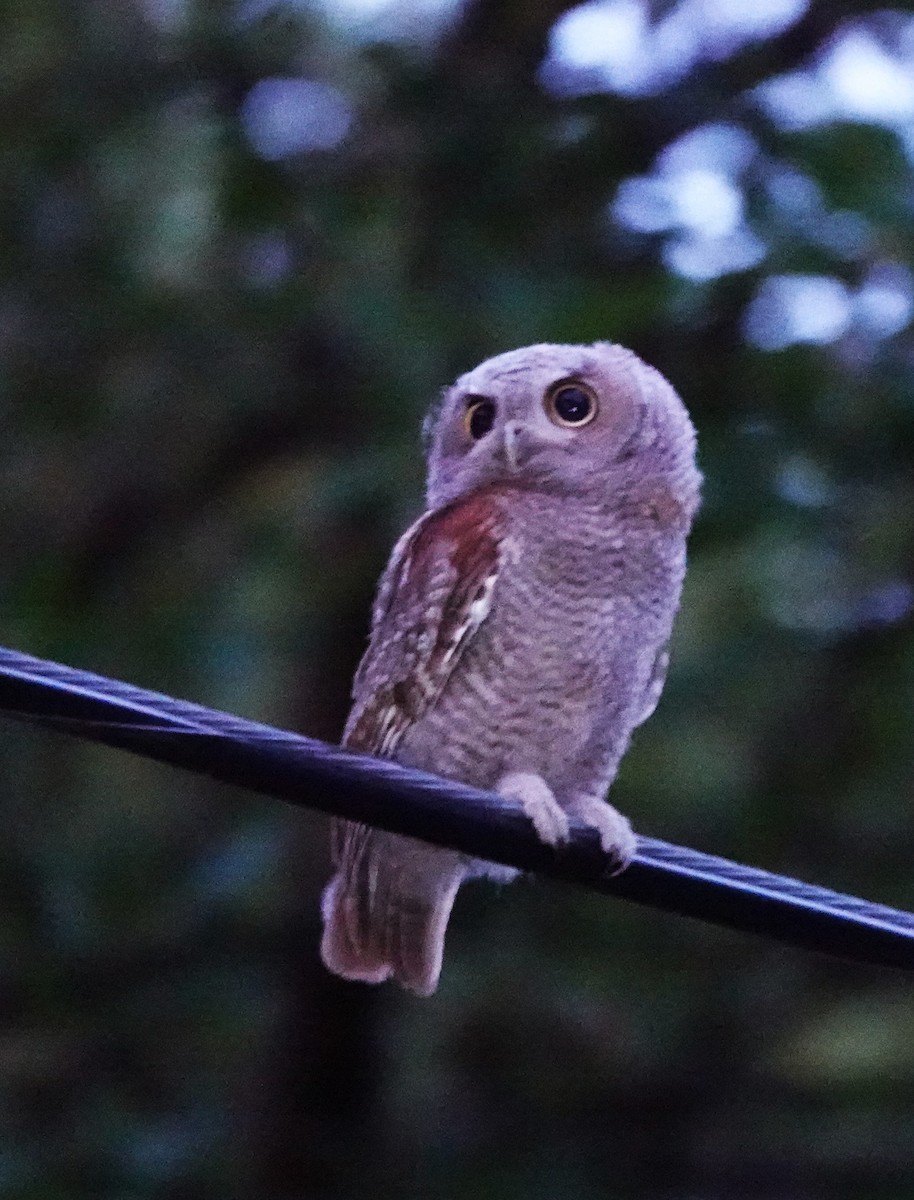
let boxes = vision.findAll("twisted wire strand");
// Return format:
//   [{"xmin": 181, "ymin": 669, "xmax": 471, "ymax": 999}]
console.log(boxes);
[{"xmin": 0, "ymin": 645, "xmax": 912, "ymax": 970}]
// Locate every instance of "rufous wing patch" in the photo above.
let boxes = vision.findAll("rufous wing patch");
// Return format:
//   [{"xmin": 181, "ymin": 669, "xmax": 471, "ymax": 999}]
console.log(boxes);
[{"xmin": 343, "ymin": 489, "xmax": 504, "ymax": 760}]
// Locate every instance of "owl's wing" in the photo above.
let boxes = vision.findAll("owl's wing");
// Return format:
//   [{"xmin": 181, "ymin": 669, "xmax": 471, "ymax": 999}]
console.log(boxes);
[
  {"xmin": 328, "ymin": 488, "xmax": 504, "ymax": 921},
  {"xmin": 342, "ymin": 488, "xmax": 505, "ymax": 760}
]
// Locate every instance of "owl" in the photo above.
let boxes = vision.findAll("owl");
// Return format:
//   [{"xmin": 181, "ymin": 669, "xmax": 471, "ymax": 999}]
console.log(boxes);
[{"xmin": 321, "ymin": 342, "xmax": 701, "ymax": 995}]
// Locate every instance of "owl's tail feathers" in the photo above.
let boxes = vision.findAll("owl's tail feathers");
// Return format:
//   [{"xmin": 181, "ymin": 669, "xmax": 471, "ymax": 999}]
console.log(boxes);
[{"xmin": 320, "ymin": 826, "xmax": 465, "ymax": 997}]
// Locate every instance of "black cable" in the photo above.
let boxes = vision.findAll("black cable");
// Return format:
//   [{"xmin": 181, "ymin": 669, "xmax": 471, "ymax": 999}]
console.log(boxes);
[{"xmin": 0, "ymin": 644, "xmax": 912, "ymax": 970}]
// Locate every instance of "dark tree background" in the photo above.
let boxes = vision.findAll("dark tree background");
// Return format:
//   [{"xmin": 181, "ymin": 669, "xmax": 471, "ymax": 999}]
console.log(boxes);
[{"xmin": 2, "ymin": 0, "xmax": 914, "ymax": 1195}]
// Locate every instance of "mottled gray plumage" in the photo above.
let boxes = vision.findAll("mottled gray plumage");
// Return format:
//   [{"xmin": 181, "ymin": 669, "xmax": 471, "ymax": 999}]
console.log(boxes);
[{"xmin": 321, "ymin": 342, "xmax": 701, "ymax": 995}]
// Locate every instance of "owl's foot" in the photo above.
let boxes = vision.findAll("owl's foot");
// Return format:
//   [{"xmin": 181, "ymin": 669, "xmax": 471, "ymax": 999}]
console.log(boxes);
[
  {"xmin": 566, "ymin": 795, "xmax": 637, "ymax": 873},
  {"xmin": 498, "ymin": 771, "xmax": 570, "ymax": 847}
]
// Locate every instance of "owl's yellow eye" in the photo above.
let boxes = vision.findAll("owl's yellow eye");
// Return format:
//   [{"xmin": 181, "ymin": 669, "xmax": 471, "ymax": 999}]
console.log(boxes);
[
  {"xmin": 546, "ymin": 382, "xmax": 598, "ymax": 428},
  {"xmin": 464, "ymin": 398, "xmax": 496, "ymax": 440}
]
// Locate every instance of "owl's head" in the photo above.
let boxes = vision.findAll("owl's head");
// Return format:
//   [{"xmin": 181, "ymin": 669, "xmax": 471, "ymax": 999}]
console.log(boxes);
[{"xmin": 424, "ymin": 342, "xmax": 700, "ymax": 513}]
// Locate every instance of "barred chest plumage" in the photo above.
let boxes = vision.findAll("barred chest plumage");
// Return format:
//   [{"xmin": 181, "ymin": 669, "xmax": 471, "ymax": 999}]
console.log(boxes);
[{"xmin": 395, "ymin": 485, "xmax": 688, "ymax": 804}]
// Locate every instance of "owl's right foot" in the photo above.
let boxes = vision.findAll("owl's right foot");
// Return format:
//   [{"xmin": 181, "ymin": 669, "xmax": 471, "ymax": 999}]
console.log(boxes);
[{"xmin": 567, "ymin": 794, "xmax": 636, "ymax": 873}]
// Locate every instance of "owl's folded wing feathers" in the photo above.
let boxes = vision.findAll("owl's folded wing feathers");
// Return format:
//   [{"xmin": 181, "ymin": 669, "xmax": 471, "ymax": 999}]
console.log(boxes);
[
  {"xmin": 331, "ymin": 489, "xmax": 505, "ymax": 871},
  {"xmin": 343, "ymin": 488, "xmax": 505, "ymax": 761}
]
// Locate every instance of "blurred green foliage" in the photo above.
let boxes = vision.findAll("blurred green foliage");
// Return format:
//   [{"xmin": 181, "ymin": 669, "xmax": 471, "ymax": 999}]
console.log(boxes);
[{"xmin": 2, "ymin": 0, "xmax": 914, "ymax": 1195}]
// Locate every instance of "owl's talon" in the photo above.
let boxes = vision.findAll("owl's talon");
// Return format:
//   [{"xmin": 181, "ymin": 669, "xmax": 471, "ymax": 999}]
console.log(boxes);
[
  {"xmin": 498, "ymin": 771, "xmax": 570, "ymax": 848},
  {"xmin": 567, "ymin": 795, "xmax": 637, "ymax": 870}
]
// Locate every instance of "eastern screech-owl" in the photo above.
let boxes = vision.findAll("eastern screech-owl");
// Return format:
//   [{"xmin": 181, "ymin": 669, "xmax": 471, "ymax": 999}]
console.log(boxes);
[{"xmin": 321, "ymin": 342, "xmax": 700, "ymax": 995}]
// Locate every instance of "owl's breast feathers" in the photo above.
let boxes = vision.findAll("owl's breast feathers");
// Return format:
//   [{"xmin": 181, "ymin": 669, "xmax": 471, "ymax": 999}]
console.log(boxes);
[{"xmin": 343, "ymin": 488, "xmax": 505, "ymax": 761}]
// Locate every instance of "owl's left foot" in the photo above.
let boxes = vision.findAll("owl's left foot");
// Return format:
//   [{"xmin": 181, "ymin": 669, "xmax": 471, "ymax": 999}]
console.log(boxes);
[
  {"xmin": 567, "ymin": 795, "xmax": 637, "ymax": 873},
  {"xmin": 498, "ymin": 771, "xmax": 570, "ymax": 847}
]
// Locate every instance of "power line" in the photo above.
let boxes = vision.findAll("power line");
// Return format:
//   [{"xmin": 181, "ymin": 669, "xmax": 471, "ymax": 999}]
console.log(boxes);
[{"xmin": 0, "ymin": 645, "xmax": 912, "ymax": 970}]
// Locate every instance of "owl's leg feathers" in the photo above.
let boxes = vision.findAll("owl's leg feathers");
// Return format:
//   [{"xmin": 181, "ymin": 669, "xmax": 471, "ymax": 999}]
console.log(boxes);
[
  {"xmin": 498, "ymin": 771, "xmax": 570, "ymax": 847},
  {"xmin": 321, "ymin": 826, "xmax": 466, "ymax": 996},
  {"xmin": 565, "ymin": 794, "xmax": 637, "ymax": 871}
]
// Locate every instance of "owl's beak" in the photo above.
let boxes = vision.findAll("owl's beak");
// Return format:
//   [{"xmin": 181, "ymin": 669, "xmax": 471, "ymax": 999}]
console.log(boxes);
[{"xmin": 502, "ymin": 421, "xmax": 524, "ymax": 472}]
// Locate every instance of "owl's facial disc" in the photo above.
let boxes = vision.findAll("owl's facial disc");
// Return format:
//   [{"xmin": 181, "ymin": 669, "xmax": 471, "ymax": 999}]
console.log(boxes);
[{"xmin": 426, "ymin": 342, "xmax": 693, "ymax": 509}]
